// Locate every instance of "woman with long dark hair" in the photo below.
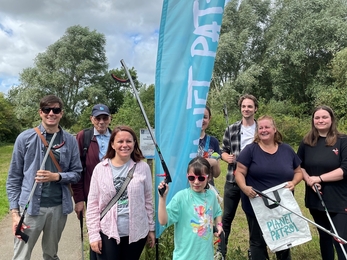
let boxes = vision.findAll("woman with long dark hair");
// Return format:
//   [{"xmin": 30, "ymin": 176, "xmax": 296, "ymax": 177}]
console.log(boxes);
[
  {"xmin": 86, "ymin": 125, "xmax": 155, "ymax": 260},
  {"xmin": 297, "ymin": 106, "xmax": 347, "ymax": 260}
]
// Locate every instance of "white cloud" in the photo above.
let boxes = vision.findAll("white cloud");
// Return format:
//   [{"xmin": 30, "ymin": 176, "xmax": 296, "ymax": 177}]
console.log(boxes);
[{"xmin": 0, "ymin": 0, "xmax": 162, "ymax": 93}]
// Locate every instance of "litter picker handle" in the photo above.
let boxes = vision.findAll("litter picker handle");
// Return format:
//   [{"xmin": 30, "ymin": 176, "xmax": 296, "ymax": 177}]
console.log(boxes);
[
  {"xmin": 15, "ymin": 217, "xmax": 29, "ymax": 242},
  {"xmin": 158, "ymin": 160, "xmax": 171, "ymax": 196},
  {"xmin": 314, "ymin": 184, "xmax": 326, "ymax": 207},
  {"xmin": 222, "ymin": 104, "xmax": 233, "ymax": 156}
]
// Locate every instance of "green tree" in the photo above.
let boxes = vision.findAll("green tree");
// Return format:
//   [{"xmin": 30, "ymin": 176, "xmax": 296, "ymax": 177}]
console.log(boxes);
[
  {"xmin": 313, "ymin": 47, "xmax": 347, "ymax": 120},
  {"xmin": 262, "ymin": 0, "xmax": 347, "ymax": 109},
  {"xmin": 112, "ymin": 84, "xmax": 155, "ymax": 137},
  {"xmin": 0, "ymin": 93, "xmax": 21, "ymax": 142},
  {"xmin": 213, "ymin": 0, "xmax": 271, "ymax": 97},
  {"xmin": 7, "ymin": 25, "xmax": 108, "ymax": 128}
]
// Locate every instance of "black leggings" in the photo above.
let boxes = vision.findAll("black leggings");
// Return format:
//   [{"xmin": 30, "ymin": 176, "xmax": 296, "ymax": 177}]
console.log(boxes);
[
  {"xmin": 310, "ymin": 209, "xmax": 347, "ymax": 260},
  {"xmin": 96, "ymin": 232, "xmax": 147, "ymax": 260}
]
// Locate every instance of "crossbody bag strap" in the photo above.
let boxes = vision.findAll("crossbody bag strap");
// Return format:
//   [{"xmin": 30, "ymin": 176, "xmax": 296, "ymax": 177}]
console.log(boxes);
[
  {"xmin": 34, "ymin": 127, "xmax": 73, "ymax": 196},
  {"xmin": 34, "ymin": 127, "xmax": 62, "ymax": 172},
  {"xmin": 100, "ymin": 163, "xmax": 137, "ymax": 220}
]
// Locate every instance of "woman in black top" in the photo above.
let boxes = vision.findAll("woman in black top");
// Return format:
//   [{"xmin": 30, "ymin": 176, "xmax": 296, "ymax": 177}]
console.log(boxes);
[{"xmin": 297, "ymin": 105, "xmax": 347, "ymax": 260}]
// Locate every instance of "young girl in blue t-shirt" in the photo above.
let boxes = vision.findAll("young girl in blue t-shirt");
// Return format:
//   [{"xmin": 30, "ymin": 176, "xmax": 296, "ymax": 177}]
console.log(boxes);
[{"xmin": 158, "ymin": 157, "xmax": 223, "ymax": 260}]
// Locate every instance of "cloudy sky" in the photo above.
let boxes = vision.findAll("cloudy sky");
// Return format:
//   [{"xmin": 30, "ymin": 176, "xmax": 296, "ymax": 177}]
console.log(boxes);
[{"xmin": 0, "ymin": 0, "xmax": 162, "ymax": 94}]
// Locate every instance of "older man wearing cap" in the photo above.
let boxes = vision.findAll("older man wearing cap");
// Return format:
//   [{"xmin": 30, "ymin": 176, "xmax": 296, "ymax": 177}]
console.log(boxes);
[{"xmin": 72, "ymin": 104, "xmax": 112, "ymax": 260}]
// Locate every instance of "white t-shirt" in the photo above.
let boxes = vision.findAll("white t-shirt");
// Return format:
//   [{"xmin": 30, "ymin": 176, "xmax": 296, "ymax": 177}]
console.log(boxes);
[{"xmin": 241, "ymin": 123, "xmax": 256, "ymax": 150}]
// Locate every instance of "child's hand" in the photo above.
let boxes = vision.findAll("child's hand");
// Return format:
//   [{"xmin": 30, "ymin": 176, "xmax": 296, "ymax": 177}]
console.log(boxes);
[
  {"xmin": 214, "ymin": 225, "xmax": 223, "ymax": 237},
  {"xmin": 158, "ymin": 181, "xmax": 169, "ymax": 197}
]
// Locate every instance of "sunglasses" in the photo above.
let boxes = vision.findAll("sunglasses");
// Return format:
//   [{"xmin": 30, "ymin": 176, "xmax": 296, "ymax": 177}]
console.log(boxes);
[
  {"xmin": 41, "ymin": 107, "xmax": 62, "ymax": 114},
  {"xmin": 93, "ymin": 116, "xmax": 110, "ymax": 121},
  {"xmin": 187, "ymin": 174, "xmax": 209, "ymax": 182}
]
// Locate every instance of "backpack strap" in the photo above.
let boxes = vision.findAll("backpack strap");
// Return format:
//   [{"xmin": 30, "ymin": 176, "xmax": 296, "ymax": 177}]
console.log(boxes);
[{"xmin": 81, "ymin": 127, "xmax": 94, "ymax": 171}]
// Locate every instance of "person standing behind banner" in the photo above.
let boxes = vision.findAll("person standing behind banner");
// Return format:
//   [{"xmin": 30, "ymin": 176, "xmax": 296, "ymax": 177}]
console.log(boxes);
[
  {"xmin": 72, "ymin": 103, "xmax": 112, "ymax": 260},
  {"xmin": 6, "ymin": 95, "xmax": 82, "ymax": 260},
  {"xmin": 235, "ymin": 115, "xmax": 303, "ymax": 260},
  {"xmin": 86, "ymin": 125, "xmax": 155, "ymax": 260},
  {"xmin": 297, "ymin": 105, "xmax": 347, "ymax": 260},
  {"xmin": 198, "ymin": 106, "xmax": 221, "ymax": 186},
  {"xmin": 219, "ymin": 94, "xmax": 258, "ymax": 254},
  {"xmin": 158, "ymin": 157, "xmax": 223, "ymax": 260}
]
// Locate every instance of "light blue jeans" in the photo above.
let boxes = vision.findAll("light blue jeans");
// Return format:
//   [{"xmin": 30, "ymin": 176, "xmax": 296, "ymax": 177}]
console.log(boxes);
[{"xmin": 12, "ymin": 204, "xmax": 67, "ymax": 260}]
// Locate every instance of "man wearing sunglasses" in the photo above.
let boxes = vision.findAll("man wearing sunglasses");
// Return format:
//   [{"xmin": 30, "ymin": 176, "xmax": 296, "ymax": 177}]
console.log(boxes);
[
  {"xmin": 71, "ymin": 104, "xmax": 112, "ymax": 260},
  {"xmin": 6, "ymin": 95, "xmax": 82, "ymax": 259}
]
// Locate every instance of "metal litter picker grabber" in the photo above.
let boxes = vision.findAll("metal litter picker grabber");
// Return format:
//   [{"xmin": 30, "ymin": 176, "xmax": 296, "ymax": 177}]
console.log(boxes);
[
  {"xmin": 15, "ymin": 132, "xmax": 57, "ymax": 243},
  {"xmin": 252, "ymin": 187, "xmax": 347, "ymax": 247},
  {"xmin": 313, "ymin": 184, "xmax": 347, "ymax": 259},
  {"xmin": 111, "ymin": 59, "xmax": 172, "ymax": 196}
]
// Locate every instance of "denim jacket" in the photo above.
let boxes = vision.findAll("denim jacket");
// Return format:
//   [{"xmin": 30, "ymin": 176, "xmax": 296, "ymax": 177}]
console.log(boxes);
[{"xmin": 7, "ymin": 124, "xmax": 82, "ymax": 215}]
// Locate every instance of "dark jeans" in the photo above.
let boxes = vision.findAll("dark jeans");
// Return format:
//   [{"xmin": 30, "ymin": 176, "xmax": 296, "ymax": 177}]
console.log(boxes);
[
  {"xmin": 246, "ymin": 215, "xmax": 291, "ymax": 260},
  {"xmin": 96, "ymin": 232, "xmax": 147, "ymax": 260},
  {"xmin": 221, "ymin": 182, "xmax": 241, "ymax": 245},
  {"xmin": 310, "ymin": 208, "xmax": 347, "ymax": 260}
]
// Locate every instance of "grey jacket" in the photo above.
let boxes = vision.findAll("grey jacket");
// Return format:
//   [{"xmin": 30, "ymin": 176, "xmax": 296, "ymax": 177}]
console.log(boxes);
[{"xmin": 7, "ymin": 124, "xmax": 82, "ymax": 215}]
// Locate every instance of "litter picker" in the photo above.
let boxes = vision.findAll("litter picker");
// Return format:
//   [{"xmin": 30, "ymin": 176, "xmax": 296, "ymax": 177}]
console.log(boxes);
[
  {"xmin": 111, "ymin": 59, "xmax": 172, "ymax": 196},
  {"xmin": 79, "ymin": 211, "xmax": 84, "ymax": 260},
  {"xmin": 252, "ymin": 187, "xmax": 347, "ymax": 244},
  {"xmin": 314, "ymin": 184, "xmax": 347, "ymax": 259},
  {"xmin": 213, "ymin": 226, "xmax": 226, "ymax": 260},
  {"xmin": 15, "ymin": 132, "xmax": 57, "ymax": 243}
]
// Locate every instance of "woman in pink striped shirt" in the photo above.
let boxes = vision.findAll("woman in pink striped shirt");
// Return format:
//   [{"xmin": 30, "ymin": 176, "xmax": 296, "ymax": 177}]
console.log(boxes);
[{"xmin": 86, "ymin": 125, "xmax": 155, "ymax": 260}]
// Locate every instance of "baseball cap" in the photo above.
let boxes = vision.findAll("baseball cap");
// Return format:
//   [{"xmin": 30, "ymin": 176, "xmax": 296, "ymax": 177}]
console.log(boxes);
[{"xmin": 91, "ymin": 104, "xmax": 111, "ymax": 117}]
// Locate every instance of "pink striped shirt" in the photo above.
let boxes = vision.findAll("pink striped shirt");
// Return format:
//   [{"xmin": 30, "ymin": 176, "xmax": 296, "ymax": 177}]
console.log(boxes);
[{"xmin": 86, "ymin": 159, "xmax": 155, "ymax": 244}]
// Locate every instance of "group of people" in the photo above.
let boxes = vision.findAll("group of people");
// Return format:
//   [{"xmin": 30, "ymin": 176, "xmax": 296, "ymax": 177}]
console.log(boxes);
[
  {"xmin": 6, "ymin": 95, "xmax": 155, "ymax": 260},
  {"xmin": 5, "ymin": 93, "xmax": 347, "ymax": 260}
]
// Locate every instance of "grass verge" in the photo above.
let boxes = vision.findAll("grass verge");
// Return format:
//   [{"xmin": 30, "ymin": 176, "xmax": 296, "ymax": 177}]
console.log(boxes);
[{"xmin": 0, "ymin": 144, "xmax": 13, "ymax": 218}]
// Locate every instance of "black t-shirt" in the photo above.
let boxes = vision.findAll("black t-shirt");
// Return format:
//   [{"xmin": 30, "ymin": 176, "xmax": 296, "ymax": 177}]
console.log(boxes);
[
  {"xmin": 297, "ymin": 136, "xmax": 347, "ymax": 213},
  {"xmin": 41, "ymin": 131, "xmax": 63, "ymax": 207}
]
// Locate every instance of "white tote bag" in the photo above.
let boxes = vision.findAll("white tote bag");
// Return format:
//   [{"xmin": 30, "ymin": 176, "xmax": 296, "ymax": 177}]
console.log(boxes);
[{"xmin": 250, "ymin": 182, "xmax": 312, "ymax": 252}]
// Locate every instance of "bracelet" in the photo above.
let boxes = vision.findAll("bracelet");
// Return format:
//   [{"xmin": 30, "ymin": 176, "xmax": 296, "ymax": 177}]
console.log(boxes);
[
  {"xmin": 319, "ymin": 176, "xmax": 323, "ymax": 182},
  {"xmin": 11, "ymin": 210, "xmax": 19, "ymax": 214},
  {"xmin": 217, "ymin": 222, "xmax": 223, "ymax": 227}
]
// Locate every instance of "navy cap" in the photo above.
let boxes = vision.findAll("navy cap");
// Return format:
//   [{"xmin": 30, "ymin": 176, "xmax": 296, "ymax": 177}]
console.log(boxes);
[{"xmin": 91, "ymin": 104, "xmax": 110, "ymax": 117}]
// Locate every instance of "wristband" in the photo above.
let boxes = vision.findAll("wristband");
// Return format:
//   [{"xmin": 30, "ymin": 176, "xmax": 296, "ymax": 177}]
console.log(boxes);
[
  {"xmin": 217, "ymin": 222, "xmax": 223, "ymax": 227},
  {"xmin": 319, "ymin": 176, "xmax": 323, "ymax": 182}
]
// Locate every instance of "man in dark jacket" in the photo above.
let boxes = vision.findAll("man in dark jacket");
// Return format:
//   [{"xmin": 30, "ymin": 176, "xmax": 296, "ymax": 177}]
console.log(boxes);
[{"xmin": 72, "ymin": 104, "xmax": 111, "ymax": 260}]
